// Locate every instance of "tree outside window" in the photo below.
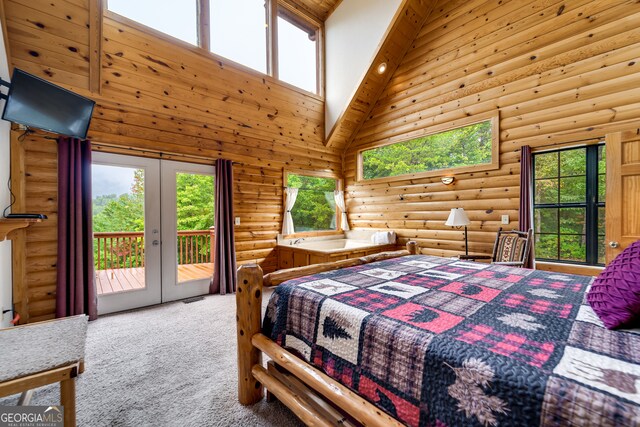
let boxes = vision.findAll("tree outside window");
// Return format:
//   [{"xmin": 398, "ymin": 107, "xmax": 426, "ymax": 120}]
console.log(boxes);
[{"xmin": 286, "ymin": 174, "xmax": 337, "ymax": 232}]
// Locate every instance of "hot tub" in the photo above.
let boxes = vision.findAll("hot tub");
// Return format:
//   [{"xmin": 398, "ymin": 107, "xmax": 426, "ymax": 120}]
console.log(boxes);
[{"xmin": 277, "ymin": 238, "xmax": 397, "ymax": 270}]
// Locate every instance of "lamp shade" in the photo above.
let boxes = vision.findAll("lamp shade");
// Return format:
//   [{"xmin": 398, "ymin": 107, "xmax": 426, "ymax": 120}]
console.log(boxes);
[{"xmin": 445, "ymin": 208, "xmax": 470, "ymax": 226}]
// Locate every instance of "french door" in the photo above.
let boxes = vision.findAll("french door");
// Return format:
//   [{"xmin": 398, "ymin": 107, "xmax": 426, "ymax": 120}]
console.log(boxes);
[{"xmin": 92, "ymin": 153, "xmax": 215, "ymax": 314}]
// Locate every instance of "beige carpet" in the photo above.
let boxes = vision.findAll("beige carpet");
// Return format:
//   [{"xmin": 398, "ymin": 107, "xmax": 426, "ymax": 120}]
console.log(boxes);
[{"xmin": 0, "ymin": 291, "xmax": 303, "ymax": 426}]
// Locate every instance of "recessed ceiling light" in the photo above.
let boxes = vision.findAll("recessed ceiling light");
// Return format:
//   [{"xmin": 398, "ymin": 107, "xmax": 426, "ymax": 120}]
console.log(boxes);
[{"xmin": 377, "ymin": 62, "xmax": 387, "ymax": 74}]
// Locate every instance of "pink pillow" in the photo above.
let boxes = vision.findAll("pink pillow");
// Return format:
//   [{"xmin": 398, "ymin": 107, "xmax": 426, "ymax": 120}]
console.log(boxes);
[{"xmin": 587, "ymin": 240, "xmax": 640, "ymax": 329}]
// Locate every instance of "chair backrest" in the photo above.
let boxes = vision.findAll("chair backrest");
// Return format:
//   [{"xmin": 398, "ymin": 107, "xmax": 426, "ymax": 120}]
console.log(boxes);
[{"xmin": 491, "ymin": 228, "xmax": 533, "ymax": 265}]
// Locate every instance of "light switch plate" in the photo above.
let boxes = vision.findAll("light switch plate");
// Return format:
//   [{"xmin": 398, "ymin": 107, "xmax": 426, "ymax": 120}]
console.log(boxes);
[
  {"xmin": 501, "ymin": 215, "xmax": 509, "ymax": 225},
  {"xmin": 235, "ymin": 217, "xmax": 241, "ymax": 226}
]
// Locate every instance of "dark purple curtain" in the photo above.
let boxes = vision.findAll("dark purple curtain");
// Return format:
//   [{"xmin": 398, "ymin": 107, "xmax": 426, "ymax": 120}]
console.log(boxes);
[
  {"xmin": 56, "ymin": 137, "xmax": 97, "ymax": 320},
  {"xmin": 519, "ymin": 145, "xmax": 534, "ymax": 269},
  {"xmin": 210, "ymin": 159, "xmax": 237, "ymax": 294}
]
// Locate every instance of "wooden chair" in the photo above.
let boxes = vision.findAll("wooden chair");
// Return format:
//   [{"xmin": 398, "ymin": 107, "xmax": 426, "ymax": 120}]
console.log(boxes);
[{"xmin": 459, "ymin": 228, "xmax": 533, "ymax": 267}]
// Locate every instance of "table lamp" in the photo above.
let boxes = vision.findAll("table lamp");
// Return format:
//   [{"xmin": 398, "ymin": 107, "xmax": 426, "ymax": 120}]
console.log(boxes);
[{"xmin": 445, "ymin": 208, "xmax": 471, "ymax": 255}]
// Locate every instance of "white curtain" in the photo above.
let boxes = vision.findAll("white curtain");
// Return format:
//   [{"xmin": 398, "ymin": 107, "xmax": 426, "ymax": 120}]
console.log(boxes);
[
  {"xmin": 325, "ymin": 192, "xmax": 337, "ymax": 229},
  {"xmin": 282, "ymin": 187, "xmax": 299, "ymax": 235},
  {"xmin": 334, "ymin": 190, "xmax": 349, "ymax": 231}
]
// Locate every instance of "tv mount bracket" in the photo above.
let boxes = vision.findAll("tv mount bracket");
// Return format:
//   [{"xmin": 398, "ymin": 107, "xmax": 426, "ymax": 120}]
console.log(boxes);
[{"xmin": 0, "ymin": 78, "xmax": 10, "ymax": 100}]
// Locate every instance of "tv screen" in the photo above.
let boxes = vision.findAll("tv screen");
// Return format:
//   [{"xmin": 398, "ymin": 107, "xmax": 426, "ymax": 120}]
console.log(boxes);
[{"xmin": 1, "ymin": 68, "xmax": 95, "ymax": 139}]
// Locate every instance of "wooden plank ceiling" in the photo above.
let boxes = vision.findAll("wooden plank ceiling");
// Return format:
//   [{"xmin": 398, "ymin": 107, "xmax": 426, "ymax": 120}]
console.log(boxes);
[
  {"xmin": 285, "ymin": 0, "xmax": 342, "ymax": 22},
  {"xmin": 325, "ymin": 0, "xmax": 437, "ymax": 150}
]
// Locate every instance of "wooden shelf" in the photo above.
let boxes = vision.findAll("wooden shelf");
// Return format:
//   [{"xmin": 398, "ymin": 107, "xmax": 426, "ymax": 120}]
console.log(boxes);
[{"xmin": 0, "ymin": 219, "xmax": 43, "ymax": 242}]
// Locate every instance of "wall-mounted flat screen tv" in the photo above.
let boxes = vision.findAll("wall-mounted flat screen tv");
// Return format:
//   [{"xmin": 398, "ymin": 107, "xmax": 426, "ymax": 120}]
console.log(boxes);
[{"xmin": 1, "ymin": 68, "xmax": 95, "ymax": 139}]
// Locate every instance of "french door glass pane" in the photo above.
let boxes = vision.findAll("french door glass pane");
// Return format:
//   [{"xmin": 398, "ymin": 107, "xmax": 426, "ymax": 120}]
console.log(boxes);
[
  {"xmin": 559, "ymin": 176, "xmax": 585, "ymax": 203},
  {"xmin": 534, "ymin": 152, "xmax": 558, "ymax": 179},
  {"xmin": 535, "ymin": 234, "xmax": 558, "ymax": 259},
  {"xmin": 535, "ymin": 179, "xmax": 558, "ymax": 204},
  {"xmin": 560, "ymin": 235, "xmax": 586, "ymax": 262},
  {"xmin": 559, "ymin": 208, "xmax": 585, "ymax": 235},
  {"xmin": 534, "ymin": 208, "xmax": 558, "ymax": 234},
  {"xmin": 598, "ymin": 174, "xmax": 606, "ymax": 202},
  {"xmin": 176, "ymin": 173, "xmax": 215, "ymax": 284},
  {"xmin": 108, "ymin": 0, "xmax": 198, "ymax": 45},
  {"xmin": 598, "ymin": 145, "xmax": 606, "ymax": 174},
  {"xmin": 598, "ymin": 235, "xmax": 606, "ymax": 264},
  {"xmin": 210, "ymin": 0, "xmax": 267, "ymax": 73},
  {"xmin": 92, "ymin": 165, "xmax": 146, "ymax": 295},
  {"xmin": 560, "ymin": 148, "xmax": 586, "ymax": 176}
]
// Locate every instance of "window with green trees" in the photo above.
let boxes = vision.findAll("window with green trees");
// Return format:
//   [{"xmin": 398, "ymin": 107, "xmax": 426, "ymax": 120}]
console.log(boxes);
[
  {"xmin": 287, "ymin": 173, "xmax": 337, "ymax": 232},
  {"xmin": 533, "ymin": 144, "xmax": 605, "ymax": 265},
  {"xmin": 360, "ymin": 118, "xmax": 496, "ymax": 181}
]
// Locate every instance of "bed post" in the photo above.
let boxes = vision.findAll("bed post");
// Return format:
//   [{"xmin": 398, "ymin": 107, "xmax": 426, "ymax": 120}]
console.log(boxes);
[
  {"xmin": 236, "ymin": 264, "xmax": 264, "ymax": 405},
  {"xmin": 407, "ymin": 240, "xmax": 418, "ymax": 255}
]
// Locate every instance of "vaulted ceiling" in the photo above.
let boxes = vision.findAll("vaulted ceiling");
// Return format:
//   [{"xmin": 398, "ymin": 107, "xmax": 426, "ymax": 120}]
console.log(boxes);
[
  {"xmin": 325, "ymin": 0, "xmax": 437, "ymax": 152},
  {"xmin": 284, "ymin": 0, "xmax": 342, "ymax": 22}
]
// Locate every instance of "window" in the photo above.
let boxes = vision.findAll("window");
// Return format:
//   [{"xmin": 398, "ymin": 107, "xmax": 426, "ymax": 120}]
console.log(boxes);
[
  {"xmin": 277, "ymin": 10, "xmax": 318, "ymax": 93},
  {"xmin": 106, "ymin": 0, "xmax": 321, "ymax": 94},
  {"xmin": 533, "ymin": 144, "xmax": 606, "ymax": 265},
  {"xmin": 107, "ymin": 0, "xmax": 199, "ymax": 45},
  {"xmin": 210, "ymin": 0, "xmax": 267, "ymax": 74},
  {"xmin": 359, "ymin": 115, "xmax": 498, "ymax": 181},
  {"xmin": 287, "ymin": 173, "xmax": 338, "ymax": 233}
]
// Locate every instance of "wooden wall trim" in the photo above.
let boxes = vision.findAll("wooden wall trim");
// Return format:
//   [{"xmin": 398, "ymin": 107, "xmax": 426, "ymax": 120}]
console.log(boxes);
[
  {"xmin": 88, "ymin": 0, "xmax": 103, "ymax": 94},
  {"xmin": 10, "ymin": 131, "xmax": 27, "ymax": 323},
  {"xmin": 197, "ymin": 0, "xmax": 210, "ymax": 52},
  {"xmin": 535, "ymin": 261, "xmax": 603, "ymax": 277},
  {"xmin": 325, "ymin": 0, "xmax": 437, "ymax": 149}
]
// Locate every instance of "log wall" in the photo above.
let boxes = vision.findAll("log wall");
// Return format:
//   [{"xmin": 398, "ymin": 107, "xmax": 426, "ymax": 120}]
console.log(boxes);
[
  {"xmin": 344, "ymin": 0, "xmax": 640, "ymax": 257},
  {"xmin": 3, "ymin": 0, "xmax": 338, "ymax": 321}
]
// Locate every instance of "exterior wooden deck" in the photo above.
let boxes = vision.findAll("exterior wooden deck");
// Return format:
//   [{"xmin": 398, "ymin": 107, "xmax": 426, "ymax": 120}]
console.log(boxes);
[{"xmin": 96, "ymin": 263, "xmax": 214, "ymax": 295}]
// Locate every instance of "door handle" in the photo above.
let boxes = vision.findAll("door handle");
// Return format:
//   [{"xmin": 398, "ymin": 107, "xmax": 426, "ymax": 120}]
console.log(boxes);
[
  {"xmin": 152, "ymin": 240, "xmax": 160, "ymax": 246},
  {"xmin": 609, "ymin": 241, "xmax": 619, "ymax": 248}
]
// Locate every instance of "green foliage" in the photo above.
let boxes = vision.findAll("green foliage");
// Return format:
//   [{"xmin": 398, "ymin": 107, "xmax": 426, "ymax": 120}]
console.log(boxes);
[
  {"xmin": 533, "ymin": 146, "xmax": 606, "ymax": 264},
  {"xmin": 287, "ymin": 174, "xmax": 336, "ymax": 231},
  {"xmin": 176, "ymin": 173, "xmax": 214, "ymax": 231},
  {"xmin": 362, "ymin": 121, "xmax": 492, "ymax": 180}
]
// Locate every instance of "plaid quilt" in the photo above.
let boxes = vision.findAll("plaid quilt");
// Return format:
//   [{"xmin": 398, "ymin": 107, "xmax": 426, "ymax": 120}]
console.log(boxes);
[{"xmin": 263, "ymin": 255, "xmax": 640, "ymax": 427}]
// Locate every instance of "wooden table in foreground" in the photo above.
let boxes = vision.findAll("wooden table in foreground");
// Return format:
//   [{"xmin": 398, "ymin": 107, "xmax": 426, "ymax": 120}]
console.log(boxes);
[{"xmin": 0, "ymin": 315, "xmax": 88, "ymax": 426}]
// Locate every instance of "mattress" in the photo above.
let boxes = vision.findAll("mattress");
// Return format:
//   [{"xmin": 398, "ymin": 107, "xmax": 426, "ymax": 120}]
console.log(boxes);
[{"xmin": 263, "ymin": 255, "xmax": 640, "ymax": 426}]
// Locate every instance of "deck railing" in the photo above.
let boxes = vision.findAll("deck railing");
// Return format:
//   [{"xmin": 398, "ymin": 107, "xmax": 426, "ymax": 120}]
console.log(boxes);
[{"xmin": 94, "ymin": 228, "xmax": 214, "ymax": 270}]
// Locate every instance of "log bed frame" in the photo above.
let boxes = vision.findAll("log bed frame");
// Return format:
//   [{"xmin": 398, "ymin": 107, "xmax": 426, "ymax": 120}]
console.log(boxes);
[{"xmin": 236, "ymin": 241, "xmax": 419, "ymax": 427}]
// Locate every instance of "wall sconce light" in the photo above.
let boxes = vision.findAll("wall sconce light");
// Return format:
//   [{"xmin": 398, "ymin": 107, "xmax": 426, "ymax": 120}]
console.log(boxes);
[
  {"xmin": 377, "ymin": 62, "xmax": 387, "ymax": 74},
  {"xmin": 441, "ymin": 176, "xmax": 455, "ymax": 185}
]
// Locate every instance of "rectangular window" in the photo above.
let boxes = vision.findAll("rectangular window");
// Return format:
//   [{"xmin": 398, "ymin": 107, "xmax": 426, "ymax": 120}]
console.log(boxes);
[
  {"xmin": 210, "ymin": 0, "xmax": 267, "ymax": 73},
  {"xmin": 107, "ymin": 0, "xmax": 199, "ymax": 46},
  {"xmin": 277, "ymin": 9, "xmax": 318, "ymax": 93},
  {"xmin": 287, "ymin": 173, "xmax": 337, "ymax": 233},
  {"xmin": 359, "ymin": 115, "xmax": 498, "ymax": 181},
  {"xmin": 533, "ymin": 144, "xmax": 605, "ymax": 265}
]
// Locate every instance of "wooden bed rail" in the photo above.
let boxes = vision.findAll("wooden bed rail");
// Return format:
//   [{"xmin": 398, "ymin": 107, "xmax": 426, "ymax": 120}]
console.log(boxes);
[
  {"xmin": 236, "ymin": 241, "xmax": 418, "ymax": 424},
  {"xmin": 264, "ymin": 241, "xmax": 418, "ymax": 287},
  {"xmin": 253, "ymin": 333, "xmax": 404, "ymax": 427}
]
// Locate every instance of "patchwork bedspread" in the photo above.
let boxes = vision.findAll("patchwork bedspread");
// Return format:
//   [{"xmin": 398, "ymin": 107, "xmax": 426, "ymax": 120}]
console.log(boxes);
[{"xmin": 263, "ymin": 255, "xmax": 640, "ymax": 427}]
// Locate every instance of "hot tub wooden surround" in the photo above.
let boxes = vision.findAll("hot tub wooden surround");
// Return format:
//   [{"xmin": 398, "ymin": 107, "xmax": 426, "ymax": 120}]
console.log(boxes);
[{"xmin": 277, "ymin": 242, "xmax": 397, "ymax": 270}]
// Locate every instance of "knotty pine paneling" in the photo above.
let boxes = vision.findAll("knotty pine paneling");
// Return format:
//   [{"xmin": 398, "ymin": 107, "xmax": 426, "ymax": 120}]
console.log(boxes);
[
  {"xmin": 3, "ymin": 0, "xmax": 338, "ymax": 321},
  {"xmin": 12, "ymin": 134, "xmax": 60, "ymax": 323},
  {"xmin": 345, "ymin": 0, "xmax": 640, "ymax": 258}
]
